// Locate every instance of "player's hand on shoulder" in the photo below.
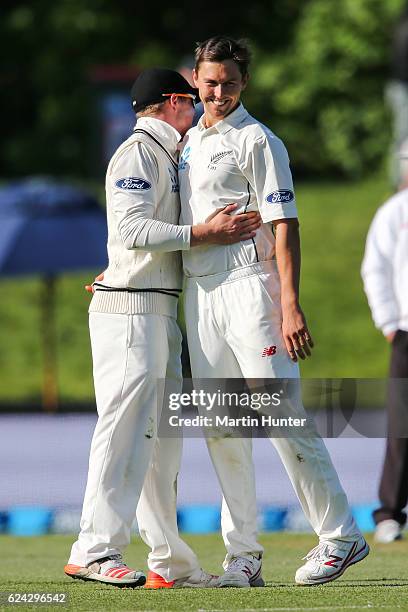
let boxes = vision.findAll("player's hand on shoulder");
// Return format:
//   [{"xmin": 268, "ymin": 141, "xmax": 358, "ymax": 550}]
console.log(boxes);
[
  {"xmin": 206, "ymin": 203, "xmax": 261, "ymax": 244},
  {"xmin": 85, "ymin": 272, "xmax": 105, "ymax": 294},
  {"xmin": 281, "ymin": 304, "xmax": 314, "ymax": 361}
]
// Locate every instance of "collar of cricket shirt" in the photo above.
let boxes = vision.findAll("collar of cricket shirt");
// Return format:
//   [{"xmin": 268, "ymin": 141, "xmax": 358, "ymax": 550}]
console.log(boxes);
[
  {"xmin": 134, "ymin": 117, "xmax": 182, "ymax": 154},
  {"xmin": 197, "ymin": 103, "xmax": 249, "ymax": 135}
]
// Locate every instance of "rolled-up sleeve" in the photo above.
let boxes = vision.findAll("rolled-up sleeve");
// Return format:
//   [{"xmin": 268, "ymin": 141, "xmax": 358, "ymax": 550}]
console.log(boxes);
[{"xmin": 240, "ymin": 134, "xmax": 298, "ymax": 223}]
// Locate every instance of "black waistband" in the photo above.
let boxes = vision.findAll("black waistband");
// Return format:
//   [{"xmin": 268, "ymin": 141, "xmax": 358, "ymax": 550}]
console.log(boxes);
[{"xmin": 93, "ymin": 283, "xmax": 181, "ymax": 299}]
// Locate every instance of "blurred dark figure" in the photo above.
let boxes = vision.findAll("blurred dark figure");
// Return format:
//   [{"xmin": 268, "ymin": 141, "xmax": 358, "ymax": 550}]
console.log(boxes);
[
  {"xmin": 361, "ymin": 144, "xmax": 408, "ymax": 543},
  {"xmin": 387, "ymin": 4, "xmax": 408, "ymax": 188}
]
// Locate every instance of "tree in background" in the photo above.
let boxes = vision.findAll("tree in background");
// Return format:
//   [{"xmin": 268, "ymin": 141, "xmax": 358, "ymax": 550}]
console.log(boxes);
[
  {"xmin": 249, "ymin": 0, "xmax": 407, "ymax": 177},
  {"xmin": 1, "ymin": 0, "xmax": 405, "ymax": 179}
]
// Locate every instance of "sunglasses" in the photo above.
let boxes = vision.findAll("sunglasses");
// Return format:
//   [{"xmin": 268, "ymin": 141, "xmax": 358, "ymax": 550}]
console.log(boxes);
[{"xmin": 162, "ymin": 93, "xmax": 197, "ymax": 107}]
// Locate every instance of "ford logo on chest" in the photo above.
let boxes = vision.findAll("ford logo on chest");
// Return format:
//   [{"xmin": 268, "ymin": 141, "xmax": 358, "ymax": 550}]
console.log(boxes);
[
  {"xmin": 266, "ymin": 189, "xmax": 294, "ymax": 204},
  {"xmin": 115, "ymin": 177, "xmax": 152, "ymax": 190}
]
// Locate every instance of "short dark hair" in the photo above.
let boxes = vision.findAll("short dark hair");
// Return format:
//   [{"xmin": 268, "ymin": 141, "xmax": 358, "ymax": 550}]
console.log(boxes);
[{"xmin": 194, "ymin": 36, "xmax": 251, "ymax": 77}]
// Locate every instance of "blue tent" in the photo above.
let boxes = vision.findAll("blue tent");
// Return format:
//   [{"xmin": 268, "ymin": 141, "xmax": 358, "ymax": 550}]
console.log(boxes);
[
  {"xmin": 0, "ymin": 178, "xmax": 107, "ymax": 275},
  {"xmin": 0, "ymin": 178, "xmax": 108, "ymax": 410}
]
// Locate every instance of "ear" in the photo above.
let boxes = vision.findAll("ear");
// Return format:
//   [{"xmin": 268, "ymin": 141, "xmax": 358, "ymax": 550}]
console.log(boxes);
[
  {"xmin": 168, "ymin": 93, "xmax": 179, "ymax": 110},
  {"xmin": 241, "ymin": 73, "xmax": 249, "ymax": 91},
  {"xmin": 192, "ymin": 69, "xmax": 199, "ymax": 87}
]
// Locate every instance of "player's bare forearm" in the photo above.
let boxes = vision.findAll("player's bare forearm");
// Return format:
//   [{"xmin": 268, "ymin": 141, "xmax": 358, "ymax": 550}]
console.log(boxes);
[
  {"xmin": 273, "ymin": 219, "xmax": 313, "ymax": 361},
  {"xmin": 274, "ymin": 219, "xmax": 301, "ymax": 305}
]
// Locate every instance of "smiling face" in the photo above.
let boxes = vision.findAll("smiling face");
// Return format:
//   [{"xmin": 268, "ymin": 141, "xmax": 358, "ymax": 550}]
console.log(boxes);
[{"xmin": 193, "ymin": 60, "xmax": 248, "ymax": 127}]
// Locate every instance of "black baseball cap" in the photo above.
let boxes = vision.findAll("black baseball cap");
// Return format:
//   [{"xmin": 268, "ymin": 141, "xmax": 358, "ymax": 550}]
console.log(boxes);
[{"xmin": 131, "ymin": 68, "xmax": 198, "ymax": 113}]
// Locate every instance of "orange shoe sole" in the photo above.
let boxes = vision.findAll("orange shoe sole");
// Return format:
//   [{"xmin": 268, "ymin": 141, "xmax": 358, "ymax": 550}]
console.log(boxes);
[
  {"xmin": 64, "ymin": 564, "xmax": 83, "ymax": 577},
  {"xmin": 144, "ymin": 570, "xmax": 175, "ymax": 589}
]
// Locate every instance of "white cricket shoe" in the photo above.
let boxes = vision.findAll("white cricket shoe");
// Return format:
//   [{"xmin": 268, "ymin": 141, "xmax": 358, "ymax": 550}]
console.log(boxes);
[
  {"xmin": 219, "ymin": 554, "xmax": 265, "ymax": 588},
  {"xmin": 374, "ymin": 519, "xmax": 403, "ymax": 544},
  {"xmin": 174, "ymin": 568, "xmax": 220, "ymax": 588},
  {"xmin": 145, "ymin": 568, "xmax": 220, "ymax": 589},
  {"xmin": 64, "ymin": 554, "xmax": 146, "ymax": 587},
  {"xmin": 295, "ymin": 536, "xmax": 369, "ymax": 585}
]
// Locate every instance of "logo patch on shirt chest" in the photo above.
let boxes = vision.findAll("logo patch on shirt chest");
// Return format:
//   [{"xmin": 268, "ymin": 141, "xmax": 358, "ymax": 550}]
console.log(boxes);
[{"xmin": 207, "ymin": 149, "xmax": 233, "ymax": 170}]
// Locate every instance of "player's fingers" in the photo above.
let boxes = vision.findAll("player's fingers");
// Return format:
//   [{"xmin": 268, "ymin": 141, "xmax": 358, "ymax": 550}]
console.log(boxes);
[
  {"xmin": 240, "ymin": 216, "xmax": 261, "ymax": 227},
  {"xmin": 300, "ymin": 328, "xmax": 314, "ymax": 349},
  {"xmin": 305, "ymin": 332, "xmax": 314, "ymax": 348},
  {"xmin": 291, "ymin": 333, "xmax": 301, "ymax": 352},
  {"xmin": 295, "ymin": 346, "xmax": 306, "ymax": 360},
  {"xmin": 237, "ymin": 216, "xmax": 261, "ymax": 229},
  {"xmin": 239, "ymin": 222, "xmax": 261, "ymax": 234},
  {"xmin": 237, "ymin": 217, "xmax": 261, "ymax": 228},
  {"xmin": 205, "ymin": 207, "xmax": 226, "ymax": 221},
  {"xmin": 292, "ymin": 334, "xmax": 306, "ymax": 360},
  {"xmin": 85, "ymin": 284, "xmax": 94, "ymax": 294},
  {"xmin": 302, "ymin": 341, "xmax": 312, "ymax": 357},
  {"xmin": 298, "ymin": 332, "xmax": 311, "ymax": 356},
  {"xmin": 238, "ymin": 211, "xmax": 261, "ymax": 222},
  {"xmin": 229, "ymin": 220, "xmax": 255, "ymax": 235},
  {"xmin": 285, "ymin": 337, "xmax": 297, "ymax": 362},
  {"xmin": 222, "ymin": 203, "xmax": 238, "ymax": 215}
]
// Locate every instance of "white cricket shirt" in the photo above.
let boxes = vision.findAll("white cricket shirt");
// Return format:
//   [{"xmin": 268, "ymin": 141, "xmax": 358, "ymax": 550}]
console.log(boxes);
[
  {"xmin": 179, "ymin": 103, "xmax": 298, "ymax": 277},
  {"xmin": 361, "ymin": 189, "xmax": 408, "ymax": 335},
  {"xmin": 90, "ymin": 117, "xmax": 191, "ymax": 317}
]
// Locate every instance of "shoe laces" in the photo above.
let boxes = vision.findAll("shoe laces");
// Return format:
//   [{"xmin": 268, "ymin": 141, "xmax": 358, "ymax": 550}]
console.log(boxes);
[
  {"xmin": 100, "ymin": 554, "xmax": 126, "ymax": 569},
  {"xmin": 303, "ymin": 543, "xmax": 331, "ymax": 563},
  {"xmin": 227, "ymin": 556, "xmax": 255, "ymax": 572}
]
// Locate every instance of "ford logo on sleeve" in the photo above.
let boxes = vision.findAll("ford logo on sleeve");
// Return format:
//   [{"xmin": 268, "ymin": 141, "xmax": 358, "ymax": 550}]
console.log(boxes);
[
  {"xmin": 266, "ymin": 189, "xmax": 294, "ymax": 204},
  {"xmin": 115, "ymin": 177, "xmax": 152, "ymax": 190}
]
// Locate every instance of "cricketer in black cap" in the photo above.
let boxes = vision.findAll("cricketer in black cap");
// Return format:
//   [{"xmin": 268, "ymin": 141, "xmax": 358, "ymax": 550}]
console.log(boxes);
[
  {"xmin": 64, "ymin": 61, "xmax": 263, "ymax": 591},
  {"xmin": 131, "ymin": 68, "xmax": 198, "ymax": 114}
]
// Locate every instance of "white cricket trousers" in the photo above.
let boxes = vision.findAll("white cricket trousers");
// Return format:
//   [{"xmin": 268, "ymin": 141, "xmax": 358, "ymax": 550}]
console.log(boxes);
[
  {"xmin": 69, "ymin": 312, "xmax": 200, "ymax": 581},
  {"xmin": 184, "ymin": 262, "xmax": 360, "ymax": 565}
]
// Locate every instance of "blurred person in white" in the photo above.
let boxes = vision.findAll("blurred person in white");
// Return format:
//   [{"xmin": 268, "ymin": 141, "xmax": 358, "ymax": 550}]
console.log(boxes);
[{"xmin": 361, "ymin": 140, "xmax": 408, "ymax": 543}]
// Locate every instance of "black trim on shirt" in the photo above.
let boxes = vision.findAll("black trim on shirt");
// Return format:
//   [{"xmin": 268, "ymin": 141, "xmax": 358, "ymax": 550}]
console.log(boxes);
[
  {"xmin": 133, "ymin": 128, "xmax": 178, "ymax": 170},
  {"xmin": 244, "ymin": 181, "xmax": 259, "ymax": 263},
  {"xmin": 93, "ymin": 283, "xmax": 181, "ymax": 298}
]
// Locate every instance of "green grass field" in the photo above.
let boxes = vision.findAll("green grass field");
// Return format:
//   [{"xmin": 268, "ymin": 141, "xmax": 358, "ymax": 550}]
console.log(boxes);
[
  {"xmin": 0, "ymin": 174, "xmax": 395, "ymax": 402},
  {"xmin": 0, "ymin": 533, "xmax": 407, "ymax": 611}
]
